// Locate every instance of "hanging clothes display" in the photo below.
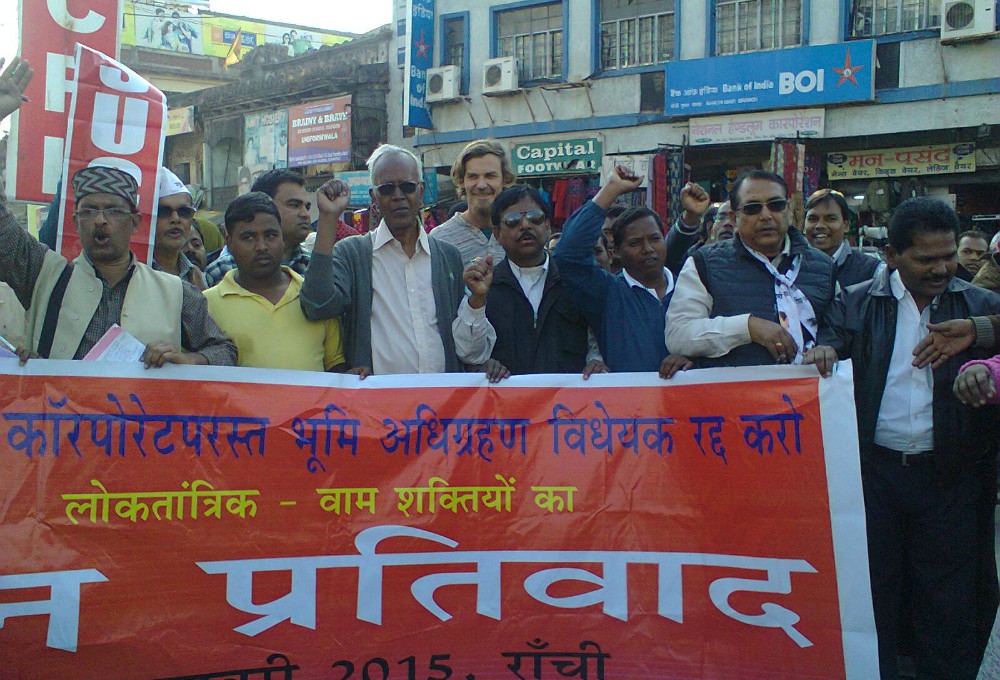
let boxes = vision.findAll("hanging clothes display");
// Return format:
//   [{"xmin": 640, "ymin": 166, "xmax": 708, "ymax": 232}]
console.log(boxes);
[
  {"xmin": 770, "ymin": 140, "xmax": 806, "ymax": 225},
  {"xmin": 647, "ymin": 146, "xmax": 684, "ymax": 232}
]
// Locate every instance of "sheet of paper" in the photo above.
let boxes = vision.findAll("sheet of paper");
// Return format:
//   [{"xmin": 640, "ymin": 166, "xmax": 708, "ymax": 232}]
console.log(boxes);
[{"xmin": 82, "ymin": 324, "xmax": 147, "ymax": 362}]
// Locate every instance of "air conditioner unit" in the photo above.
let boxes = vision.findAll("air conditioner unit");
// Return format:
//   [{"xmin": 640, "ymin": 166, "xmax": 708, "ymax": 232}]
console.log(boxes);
[
  {"xmin": 482, "ymin": 56, "xmax": 518, "ymax": 95},
  {"xmin": 940, "ymin": 0, "xmax": 996, "ymax": 41},
  {"xmin": 427, "ymin": 65, "xmax": 461, "ymax": 103}
]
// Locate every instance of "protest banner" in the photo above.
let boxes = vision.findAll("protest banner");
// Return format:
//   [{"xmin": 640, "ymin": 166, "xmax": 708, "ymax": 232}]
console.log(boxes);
[
  {"xmin": 6, "ymin": 0, "xmax": 122, "ymax": 203},
  {"xmin": 56, "ymin": 45, "xmax": 167, "ymax": 264},
  {"xmin": 0, "ymin": 362, "xmax": 877, "ymax": 679}
]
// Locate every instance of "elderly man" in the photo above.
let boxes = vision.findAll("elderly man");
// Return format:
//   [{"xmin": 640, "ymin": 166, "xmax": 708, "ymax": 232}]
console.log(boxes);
[
  {"xmin": 429, "ymin": 139, "xmax": 516, "ymax": 264},
  {"xmin": 665, "ymin": 170, "xmax": 836, "ymax": 368},
  {"xmin": 153, "ymin": 167, "xmax": 205, "ymax": 290},
  {"xmin": 301, "ymin": 145, "xmax": 466, "ymax": 375},
  {"xmin": 807, "ymin": 198, "xmax": 1000, "ymax": 679}
]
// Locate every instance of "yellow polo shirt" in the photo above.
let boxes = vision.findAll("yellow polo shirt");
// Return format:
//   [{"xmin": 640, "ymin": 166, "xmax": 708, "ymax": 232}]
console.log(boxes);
[{"xmin": 204, "ymin": 268, "xmax": 345, "ymax": 371}]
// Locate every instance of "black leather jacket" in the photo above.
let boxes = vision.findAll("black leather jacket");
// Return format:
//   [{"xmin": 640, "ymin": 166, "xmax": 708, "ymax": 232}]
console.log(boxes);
[{"xmin": 819, "ymin": 270, "xmax": 1000, "ymax": 475}]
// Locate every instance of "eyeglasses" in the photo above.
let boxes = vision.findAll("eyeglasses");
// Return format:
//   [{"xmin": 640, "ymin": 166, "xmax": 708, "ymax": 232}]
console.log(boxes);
[
  {"xmin": 158, "ymin": 204, "xmax": 196, "ymax": 220},
  {"xmin": 501, "ymin": 209, "xmax": 547, "ymax": 229},
  {"xmin": 75, "ymin": 207, "xmax": 134, "ymax": 222},
  {"xmin": 738, "ymin": 199, "xmax": 789, "ymax": 216},
  {"xmin": 374, "ymin": 181, "xmax": 419, "ymax": 197}
]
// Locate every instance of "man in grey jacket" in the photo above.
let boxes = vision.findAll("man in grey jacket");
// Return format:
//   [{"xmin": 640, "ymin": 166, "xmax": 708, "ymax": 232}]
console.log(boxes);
[{"xmin": 300, "ymin": 145, "xmax": 465, "ymax": 375}]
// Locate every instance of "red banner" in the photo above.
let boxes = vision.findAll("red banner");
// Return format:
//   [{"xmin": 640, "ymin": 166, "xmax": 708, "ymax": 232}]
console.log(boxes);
[
  {"xmin": 0, "ymin": 363, "xmax": 878, "ymax": 679},
  {"xmin": 6, "ymin": 0, "xmax": 122, "ymax": 203},
  {"xmin": 56, "ymin": 45, "xmax": 167, "ymax": 263}
]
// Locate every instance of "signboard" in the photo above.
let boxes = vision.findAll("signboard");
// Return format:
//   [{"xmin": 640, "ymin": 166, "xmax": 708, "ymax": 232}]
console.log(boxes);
[
  {"xmin": 7, "ymin": 0, "xmax": 122, "ymax": 203},
  {"xmin": 56, "ymin": 46, "xmax": 167, "ymax": 264},
  {"xmin": 167, "ymin": 106, "xmax": 195, "ymax": 136},
  {"xmin": 403, "ymin": 0, "xmax": 434, "ymax": 129},
  {"xmin": 0, "ymin": 362, "xmax": 878, "ymax": 679},
  {"xmin": 827, "ymin": 143, "xmax": 977, "ymax": 180},
  {"xmin": 125, "ymin": 1, "xmax": 203, "ymax": 53},
  {"xmin": 513, "ymin": 138, "xmax": 604, "ymax": 176},
  {"xmin": 334, "ymin": 170, "xmax": 373, "ymax": 206},
  {"xmin": 287, "ymin": 96, "xmax": 352, "ymax": 167},
  {"xmin": 666, "ymin": 41, "xmax": 876, "ymax": 116},
  {"xmin": 601, "ymin": 155, "xmax": 651, "ymax": 188},
  {"xmin": 690, "ymin": 109, "xmax": 825, "ymax": 146},
  {"xmin": 244, "ymin": 110, "xmax": 289, "ymax": 179}
]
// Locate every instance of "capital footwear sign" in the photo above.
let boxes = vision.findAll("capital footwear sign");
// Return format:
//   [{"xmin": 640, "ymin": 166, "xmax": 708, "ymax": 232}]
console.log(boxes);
[{"xmin": 512, "ymin": 138, "xmax": 603, "ymax": 176}]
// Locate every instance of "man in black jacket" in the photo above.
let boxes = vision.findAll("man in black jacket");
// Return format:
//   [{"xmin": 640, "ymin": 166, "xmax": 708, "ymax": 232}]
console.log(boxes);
[{"xmin": 808, "ymin": 197, "xmax": 1000, "ymax": 679}]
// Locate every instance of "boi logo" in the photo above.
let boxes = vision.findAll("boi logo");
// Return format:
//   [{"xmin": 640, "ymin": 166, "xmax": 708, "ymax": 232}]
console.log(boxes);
[{"xmin": 779, "ymin": 69, "xmax": 825, "ymax": 95}]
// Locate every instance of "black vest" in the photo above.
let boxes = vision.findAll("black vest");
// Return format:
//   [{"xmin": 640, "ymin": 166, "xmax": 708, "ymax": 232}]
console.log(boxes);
[
  {"xmin": 835, "ymin": 249, "xmax": 881, "ymax": 288},
  {"xmin": 692, "ymin": 228, "xmax": 836, "ymax": 367}
]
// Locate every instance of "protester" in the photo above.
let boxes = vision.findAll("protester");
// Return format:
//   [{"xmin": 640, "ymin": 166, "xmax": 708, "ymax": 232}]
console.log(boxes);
[
  {"xmin": 593, "ymin": 233, "xmax": 612, "ymax": 272},
  {"xmin": 301, "ymin": 145, "xmax": 466, "ymax": 376},
  {"xmin": 808, "ymin": 197, "xmax": 1000, "ymax": 679},
  {"xmin": 453, "ymin": 185, "xmax": 607, "ymax": 381},
  {"xmin": 662, "ymin": 182, "xmax": 712, "ymax": 276},
  {"xmin": 958, "ymin": 230, "xmax": 992, "ymax": 281},
  {"xmin": 973, "ymin": 233, "xmax": 1000, "ymax": 293},
  {"xmin": 553, "ymin": 166, "xmax": 693, "ymax": 378},
  {"xmin": 153, "ymin": 167, "xmax": 206, "ymax": 290},
  {"xmin": 204, "ymin": 192, "xmax": 346, "ymax": 372},
  {"xmin": 430, "ymin": 139, "xmax": 515, "ymax": 264},
  {"xmin": 185, "ymin": 221, "xmax": 208, "ymax": 270},
  {"xmin": 601, "ymin": 204, "xmax": 626, "ymax": 275},
  {"xmin": 0, "ymin": 282, "xmax": 26, "ymax": 349},
  {"xmin": 803, "ymin": 188, "xmax": 883, "ymax": 288},
  {"xmin": 665, "ymin": 170, "xmax": 836, "ymax": 368}
]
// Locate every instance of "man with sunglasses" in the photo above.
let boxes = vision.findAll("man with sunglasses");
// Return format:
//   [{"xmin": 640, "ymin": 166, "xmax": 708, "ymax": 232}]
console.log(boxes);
[
  {"xmin": 301, "ymin": 145, "xmax": 466, "ymax": 375},
  {"xmin": 153, "ymin": 167, "xmax": 205, "ymax": 290},
  {"xmin": 666, "ymin": 170, "xmax": 835, "ymax": 368}
]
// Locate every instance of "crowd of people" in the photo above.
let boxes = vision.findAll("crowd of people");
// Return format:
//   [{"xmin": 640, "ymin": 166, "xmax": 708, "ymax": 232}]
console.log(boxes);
[{"xmin": 2, "ymin": 55, "xmax": 1000, "ymax": 679}]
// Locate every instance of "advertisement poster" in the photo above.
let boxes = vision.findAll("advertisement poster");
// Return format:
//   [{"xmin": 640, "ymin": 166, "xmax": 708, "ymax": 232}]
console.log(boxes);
[
  {"xmin": 56, "ymin": 46, "xmax": 167, "ymax": 264},
  {"xmin": 335, "ymin": 170, "xmax": 373, "ymax": 207},
  {"xmin": 244, "ymin": 110, "xmax": 289, "ymax": 180},
  {"xmin": 125, "ymin": 1, "xmax": 204, "ymax": 53},
  {"xmin": 287, "ymin": 97, "xmax": 353, "ymax": 167},
  {"xmin": 0, "ymin": 362, "xmax": 878, "ymax": 678},
  {"xmin": 404, "ymin": 0, "xmax": 434, "ymax": 129},
  {"xmin": 7, "ymin": 0, "xmax": 122, "ymax": 203},
  {"xmin": 827, "ymin": 143, "xmax": 977, "ymax": 180}
]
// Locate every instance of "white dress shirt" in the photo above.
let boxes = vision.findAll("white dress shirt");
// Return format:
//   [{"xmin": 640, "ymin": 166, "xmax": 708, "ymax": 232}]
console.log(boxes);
[
  {"xmin": 873, "ymin": 270, "xmax": 935, "ymax": 452},
  {"xmin": 370, "ymin": 220, "xmax": 446, "ymax": 375}
]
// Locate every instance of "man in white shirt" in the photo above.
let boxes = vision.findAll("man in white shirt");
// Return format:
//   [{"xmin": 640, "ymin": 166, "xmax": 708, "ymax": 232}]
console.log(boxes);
[
  {"xmin": 809, "ymin": 197, "xmax": 1000, "ymax": 679},
  {"xmin": 300, "ymin": 145, "xmax": 466, "ymax": 375}
]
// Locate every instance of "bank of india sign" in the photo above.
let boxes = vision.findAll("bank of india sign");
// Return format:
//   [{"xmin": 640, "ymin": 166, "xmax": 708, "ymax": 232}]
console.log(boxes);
[{"xmin": 512, "ymin": 138, "xmax": 603, "ymax": 176}]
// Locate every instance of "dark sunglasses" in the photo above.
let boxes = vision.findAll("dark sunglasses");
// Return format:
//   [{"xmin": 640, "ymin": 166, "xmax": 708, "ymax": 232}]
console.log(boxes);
[
  {"xmin": 158, "ymin": 204, "xmax": 196, "ymax": 219},
  {"xmin": 738, "ymin": 199, "xmax": 788, "ymax": 216},
  {"xmin": 374, "ymin": 181, "xmax": 419, "ymax": 197},
  {"xmin": 501, "ymin": 209, "xmax": 547, "ymax": 229}
]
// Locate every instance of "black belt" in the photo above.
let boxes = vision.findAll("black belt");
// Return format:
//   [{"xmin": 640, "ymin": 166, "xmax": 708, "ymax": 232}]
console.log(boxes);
[{"xmin": 873, "ymin": 444, "xmax": 935, "ymax": 467}]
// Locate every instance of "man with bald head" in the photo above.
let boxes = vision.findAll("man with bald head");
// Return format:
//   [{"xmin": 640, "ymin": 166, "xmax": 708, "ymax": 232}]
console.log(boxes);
[{"xmin": 301, "ymin": 144, "xmax": 466, "ymax": 375}]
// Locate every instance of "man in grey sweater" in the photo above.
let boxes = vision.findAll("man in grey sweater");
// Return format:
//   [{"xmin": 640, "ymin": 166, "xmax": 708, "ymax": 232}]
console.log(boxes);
[{"xmin": 300, "ymin": 145, "xmax": 467, "ymax": 375}]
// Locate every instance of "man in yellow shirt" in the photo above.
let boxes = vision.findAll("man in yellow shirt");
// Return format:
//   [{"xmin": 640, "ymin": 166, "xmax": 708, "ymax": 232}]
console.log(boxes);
[{"xmin": 204, "ymin": 192, "xmax": 347, "ymax": 372}]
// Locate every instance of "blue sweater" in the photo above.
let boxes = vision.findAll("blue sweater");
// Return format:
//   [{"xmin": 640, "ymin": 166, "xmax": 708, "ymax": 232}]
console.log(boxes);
[{"xmin": 552, "ymin": 200, "xmax": 672, "ymax": 372}]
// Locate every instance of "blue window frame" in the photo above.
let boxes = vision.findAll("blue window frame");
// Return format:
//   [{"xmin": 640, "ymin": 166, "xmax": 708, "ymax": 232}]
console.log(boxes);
[
  {"xmin": 710, "ymin": 0, "xmax": 808, "ymax": 55},
  {"xmin": 491, "ymin": 0, "xmax": 567, "ymax": 83},
  {"xmin": 439, "ymin": 12, "xmax": 471, "ymax": 94},
  {"xmin": 597, "ymin": 0, "xmax": 677, "ymax": 70}
]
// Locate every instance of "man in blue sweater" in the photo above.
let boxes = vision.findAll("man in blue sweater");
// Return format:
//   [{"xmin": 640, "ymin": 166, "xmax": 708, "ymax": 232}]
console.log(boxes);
[{"xmin": 553, "ymin": 166, "xmax": 692, "ymax": 377}]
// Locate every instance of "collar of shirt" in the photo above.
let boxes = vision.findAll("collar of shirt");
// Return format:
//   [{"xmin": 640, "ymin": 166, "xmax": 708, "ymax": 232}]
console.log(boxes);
[
  {"xmin": 218, "ymin": 266, "xmax": 301, "ymax": 307},
  {"xmin": 746, "ymin": 235, "xmax": 791, "ymax": 268},
  {"xmin": 622, "ymin": 266, "xmax": 675, "ymax": 300},
  {"xmin": 831, "ymin": 240, "xmax": 851, "ymax": 266},
  {"xmin": 508, "ymin": 253, "xmax": 550, "ymax": 285},
  {"xmin": 372, "ymin": 219, "xmax": 431, "ymax": 255},
  {"xmin": 153, "ymin": 252, "xmax": 195, "ymax": 278},
  {"xmin": 86, "ymin": 252, "xmax": 137, "ymax": 288},
  {"xmin": 887, "ymin": 268, "xmax": 915, "ymax": 303},
  {"xmin": 283, "ymin": 244, "xmax": 311, "ymax": 268}
]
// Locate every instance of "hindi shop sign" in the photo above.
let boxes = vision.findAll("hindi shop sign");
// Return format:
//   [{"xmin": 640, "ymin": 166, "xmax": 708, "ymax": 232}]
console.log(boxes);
[
  {"xmin": 403, "ymin": 0, "xmax": 434, "ymax": 129},
  {"xmin": 7, "ymin": 0, "xmax": 122, "ymax": 203},
  {"xmin": 0, "ymin": 362, "xmax": 878, "ymax": 679},
  {"xmin": 827, "ymin": 143, "xmax": 977, "ymax": 180},
  {"xmin": 690, "ymin": 109, "xmax": 825, "ymax": 146},
  {"xmin": 513, "ymin": 138, "xmax": 603, "ymax": 176},
  {"xmin": 666, "ymin": 41, "xmax": 875, "ymax": 116},
  {"xmin": 334, "ymin": 170, "xmax": 373, "ymax": 207},
  {"xmin": 288, "ymin": 96, "xmax": 353, "ymax": 167}
]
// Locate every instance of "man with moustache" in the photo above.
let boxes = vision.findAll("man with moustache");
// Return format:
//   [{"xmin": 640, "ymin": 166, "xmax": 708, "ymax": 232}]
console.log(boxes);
[
  {"xmin": 806, "ymin": 197, "xmax": 1000, "ymax": 679},
  {"xmin": 301, "ymin": 145, "xmax": 466, "ymax": 376},
  {"xmin": 803, "ymin": 188, "xmax": 882, "ymax": 288},
  {"xmin": 430, "ymin": 139, "xmax": 515, "ymax": 264},
  {"xmin": 153, "ymin": 167, "xmax": 205, "ymax": 290}
]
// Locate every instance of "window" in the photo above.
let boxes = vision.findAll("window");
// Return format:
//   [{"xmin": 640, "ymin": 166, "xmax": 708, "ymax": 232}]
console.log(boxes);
[
  {"xmin": 715, "ymin": 0, "xmax": 802, "ymax": 55},
  {"xmin": 599, "ymin": 0, "xmax": 675, "ymax": 70},
  {"xmin": 442, "ymin": 16, "xmax": 466, "ymax": 69},
  {"xmin": 850, "ymin": 0, "xmax": 940, "ymax": 37},
  {"xmin": 496, "ymin": 2, "xmax": 563, "ymax": 82}
]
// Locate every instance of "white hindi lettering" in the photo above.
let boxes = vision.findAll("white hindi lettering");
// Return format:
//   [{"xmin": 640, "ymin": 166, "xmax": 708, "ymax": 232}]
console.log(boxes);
[{"xmin": 0, "ymin": 569, "xmax": 108, "ymax": 652}]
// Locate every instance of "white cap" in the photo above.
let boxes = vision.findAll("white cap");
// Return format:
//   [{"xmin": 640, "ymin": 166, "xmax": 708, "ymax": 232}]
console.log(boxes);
[{"xmin": 158, "ymin": 167, "xmax": 191, "ymax": 198}]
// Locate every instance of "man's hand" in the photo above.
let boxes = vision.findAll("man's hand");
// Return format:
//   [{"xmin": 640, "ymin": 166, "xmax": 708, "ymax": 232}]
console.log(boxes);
[
  {"xmin": 463, "ymin": 256, "xmax": 493, "ymax": 308},
  {"xmin": 912, "ymin": 319, "xmax": 975, "ymax": 369},
  {"xmin": 680, "ymin": 182, "xmax": 711, "ymax": 227},
  {"xmin": 347, "ymin": 366, "xmax": 372, "ymax": 380},
  {"xmin": 0, "ymin": 57, "xmax": 32, "ymax": 123},
  {"xmin": 316, "ymin": 178, "xmax": 351, "ymax": 216},
  {"xmin": 582, "ymin": 359, "xmax": 609, "ymax": 380},
  {"xmin": 481, "ymin": 358, "xmax": 510, "ymax": 383},
  {"xmin": 954, "ymin": 363, "xmax": 996, "ymax": 407},
  {"xmin": 593, "ymin": 165, "xmax": 643, "ymax": 209},
  {"xmin": 142, "ymin": 342, "xmax": 207, "ymax": 368},
  {"xmin": 659, "ymin": 354, "xmax": 694, "ymax": 379},
  {"xmin": 802, "ymin": 345, "xmax": 838, "ymax": 378},
  {"xmin": 748, "ymin": 316, "xmax": 798, "ymax": 364},
  {"xmin": 15, "ymin": 346, "xmax": 38, "ymax": 366}
]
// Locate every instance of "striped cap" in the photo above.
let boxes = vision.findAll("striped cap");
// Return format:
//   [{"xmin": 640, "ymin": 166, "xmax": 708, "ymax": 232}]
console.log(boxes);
[{"xmin": 72, "ymin": 166, "xmax": 139, "ymax": 208}]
